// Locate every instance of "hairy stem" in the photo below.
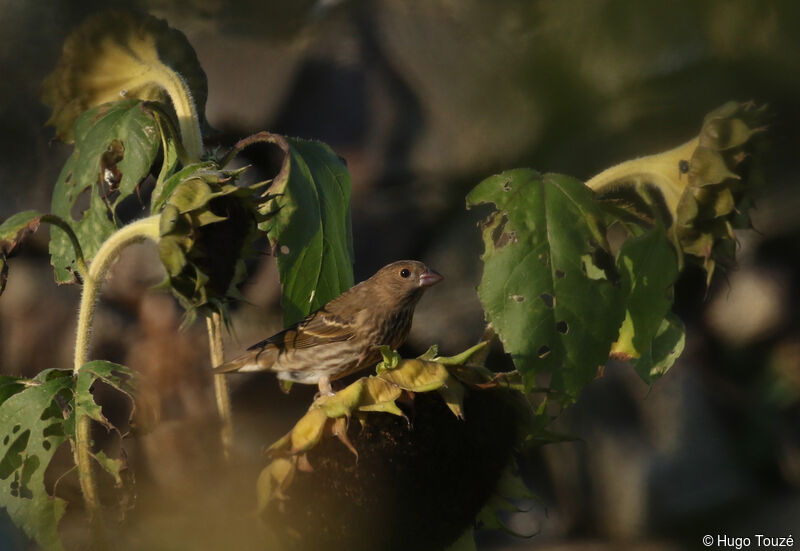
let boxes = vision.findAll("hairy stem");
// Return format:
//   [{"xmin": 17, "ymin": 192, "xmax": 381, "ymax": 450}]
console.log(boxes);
[
  {"xmin": 207, "ymin": 312, "xmax": 233, "ymax": 460},
  {"xmin": 72, "ymin": 215, "xmax": 160, "ymax": 542},
  {"xmin": 125, "ymin": 64, "xmax": 203, "ymax": 161},
  {"xmin": 584, "ymin": 137, "xmax": 698, "ymax": 217}
]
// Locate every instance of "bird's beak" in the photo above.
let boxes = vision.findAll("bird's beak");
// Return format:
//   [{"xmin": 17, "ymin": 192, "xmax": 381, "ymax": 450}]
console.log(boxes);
[{"xmin": 419, "ymin": 268, "xmax": 443, "ymax": 288}]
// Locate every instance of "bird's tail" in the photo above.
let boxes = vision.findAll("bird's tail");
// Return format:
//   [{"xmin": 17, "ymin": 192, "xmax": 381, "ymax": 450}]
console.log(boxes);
[{"xmin": 212, "ymin": 352, "xmax": 264, "ymax": 374}]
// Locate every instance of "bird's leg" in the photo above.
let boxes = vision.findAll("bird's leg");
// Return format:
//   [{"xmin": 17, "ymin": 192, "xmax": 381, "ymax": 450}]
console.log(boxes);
[{"xmin": 316, "ymin": 375, "xmax": 335, "ymax": 398}]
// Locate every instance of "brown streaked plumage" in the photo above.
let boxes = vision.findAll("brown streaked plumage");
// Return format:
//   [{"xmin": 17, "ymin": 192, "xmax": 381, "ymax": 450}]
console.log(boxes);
[{"xmin": 214, "ymin": 260, "xmax": 443, "ymax": 394}]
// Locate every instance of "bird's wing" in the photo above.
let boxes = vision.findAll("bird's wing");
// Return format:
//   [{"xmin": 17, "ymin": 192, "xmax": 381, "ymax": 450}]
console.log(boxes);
[{"xmin": 246, "ymin": 308, "xmax": 356, "ymax": 352}]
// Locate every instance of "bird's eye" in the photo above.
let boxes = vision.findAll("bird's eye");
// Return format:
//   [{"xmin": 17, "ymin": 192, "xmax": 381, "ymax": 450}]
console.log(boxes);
[{"xmin": 400, "ymin": 269, "xmax": 411, "ymax": 278}]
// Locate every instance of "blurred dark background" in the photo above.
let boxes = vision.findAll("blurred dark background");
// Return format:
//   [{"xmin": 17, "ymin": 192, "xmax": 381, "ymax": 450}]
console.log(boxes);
[{"xmin": 1, "ymin": 1, "xmax": 800, "ymax": 549}]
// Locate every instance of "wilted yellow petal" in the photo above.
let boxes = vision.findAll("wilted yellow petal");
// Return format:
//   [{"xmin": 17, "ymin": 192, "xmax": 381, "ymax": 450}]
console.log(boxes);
[
  {"xmin": 378, "ymin": 359, "xmax": 450, "ymax": 392},
  {"xmin": 289, "ymin": 408, "xmax": 329, "ymax": 453},
  {"xmin": 357, "ymin": 378, "xmax": 404, "ymax": 416},
  {"xmin": 316, "ymin": 378, "xmax": 365, "ymax": 418},
  {"xmin": 438, "ymin": 376, "xmax": 466, "ymax": 419},
  {"xmin": 256, "ymin": 457, "xmax": 296, "ymax": 514}
]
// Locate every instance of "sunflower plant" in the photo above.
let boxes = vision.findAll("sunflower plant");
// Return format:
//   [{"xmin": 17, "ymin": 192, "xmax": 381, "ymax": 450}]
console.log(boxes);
[{"xmin": 0, "ymin": 9, "xmax": 765, "ymax": 551}]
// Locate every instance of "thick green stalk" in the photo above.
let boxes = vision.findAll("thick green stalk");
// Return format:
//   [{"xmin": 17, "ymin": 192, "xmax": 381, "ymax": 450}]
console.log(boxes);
[{"xmin": 72, "ymin": 215, "xmax": 160, "ymax": 543}]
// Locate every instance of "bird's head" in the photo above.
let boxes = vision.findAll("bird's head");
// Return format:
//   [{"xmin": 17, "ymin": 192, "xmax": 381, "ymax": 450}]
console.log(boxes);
[{"xmin": 371, "ymin": 260, "xmax": 443, "ymax": 302}]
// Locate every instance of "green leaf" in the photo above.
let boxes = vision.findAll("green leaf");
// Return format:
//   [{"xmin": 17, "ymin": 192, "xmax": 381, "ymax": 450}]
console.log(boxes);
[
  {"xmin": 260, "ymin": 138, "xmax": 354, "ymax": 326},
  {"xmin": 611, "ymin": 226, "xmax": 679, "ymax": 366},
  {"xmin": 74, "ymin": 361, "xmax": 136, "ymax": 486},
  {"xmin": 151, "ymin": 106, "xmax": 183, "ymax": 205},
  {"xmin": 151, "ymin": 162, "xmax": 217, "ymax": 214},
  {"xmin": 631, "ymin": 313, "xmax": 685, "ymax": 382},
  {"xmin": 0, "ymin": 369, "xmax": 73, "ymax": 551},
  {"xmin": 0, "ymin": 211, "xmax": 43, "ymax": 296},
  {"xmin": 0, "ymin": 376, "xmax": 27, "ymax": 406},
  {"xmin": 75, "ymin": 361, "xmax": 136, "ymax": 431},
  {"xmin": 49, "ymin": 99, "xmax": 161, "ymax": 283},
  {"xmin": 0, "ymin": 211, "xmax": 43, "ymax": 256},
  {"xmin": 468, "ymin": 170, "xmax": 625, "ymax": 402}
]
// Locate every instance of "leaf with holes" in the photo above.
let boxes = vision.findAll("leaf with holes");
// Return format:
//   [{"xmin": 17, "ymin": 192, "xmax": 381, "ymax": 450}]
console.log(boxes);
[
  {"xmin": 73, "ymin": 362, "xmax": 136, "ymax": 485},
  {"xmin": 49, "ymin": 99, "xmax": 161, "ymax": 283},
  {"xmin": 468, "ymin": 169, "xmax": 625, "ymax": 402},
  {"xmin": 258, "ymin": 136, "xmax": 354, "ymax": 326},
  {"xmin": 0, "ymin": 369, "xmax": 73, "ymax": 551},
  {"xmin": 74, "ymin": 361, "xmax": 136, "ymax": 432}
]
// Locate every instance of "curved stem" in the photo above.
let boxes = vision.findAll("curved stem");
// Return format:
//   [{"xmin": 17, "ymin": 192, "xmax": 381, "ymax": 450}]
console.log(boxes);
[
  {"xmin": 585, "ymin": 137, "xmax": 698, "ymax": 217},
  {"xmin": 124, "ymin": 66, "xmax": 203, "ymax": 162},
  {"xmin": 72, "ymin": 215, "xmax": 160, "ymax": 542},
  {"xmin": 207, "ymin": 313, "xmax": 233, "ymax": 460},
  {"xmin": 149, "ymin": 61, "xmax": 203, "ymax": 162}
]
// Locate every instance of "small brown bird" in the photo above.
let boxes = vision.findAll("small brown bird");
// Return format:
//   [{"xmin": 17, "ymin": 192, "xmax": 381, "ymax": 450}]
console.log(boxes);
[{"xmin": 214, "ymin": 260, "xmax": 443, "ymax": 394}]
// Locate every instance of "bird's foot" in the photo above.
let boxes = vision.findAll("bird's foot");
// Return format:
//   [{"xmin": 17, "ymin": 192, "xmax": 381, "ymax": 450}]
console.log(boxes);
[{"xmin": 314, "ymin": 376, "xmax": 335, "ymax": 400}]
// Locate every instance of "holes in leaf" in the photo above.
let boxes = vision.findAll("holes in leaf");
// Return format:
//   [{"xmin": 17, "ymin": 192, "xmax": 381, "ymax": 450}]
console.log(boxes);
[
  {"xmin": 12, "ymin": 424, "xmax": 20, "ymax": 434},
  {"xmin": 43, "ymin": 423, "xmax": 65, "ymax": 439},
  {"xmin": 2, "ymin": 436, "xmax": 7, "ymax": 446},
  {"xmin": 510, "ymin": 294, "xmax": 525, "ymax": 303},
  {"xmin": 537, "ymin": 345, "xmax": 551, "ymax": 359},
  {"xmin": 495, "ymin": 231, "xmax": 517, "ymax": 249},
  {"xmin": 540, "ymin": 293, "xmax": 554, "ymax": 308},
  {"xmin": 555, "ymin": 269, "xmax": 565, "ymax": 279},
  {"xmin": 17, "ymin": 455, "xmax": 38, "ymax": 499},
  {"xmin": 503, "ymin": 179, "xmax": 512, "ymax": 191},
  {"xmin": 100, "ymin": 139, "xmax": 124, "ymax": 198},
  {"xmin": 69, "ymin": 187, "xmax": 92, "ymax": 222},
  {"xmin": 556, "ymin": 320, "xmax": 569, "ymax": 334},
  {"xmin": 42, "ymin": 440, "xmax": 51, "ymax": 451},
  {"xmin": 0, "ymin": 430, "xmax": 30, "ymax": 480},
  {"xmin": 490, "ymin": 213, "xmax": 518, "ymax": 248}
]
